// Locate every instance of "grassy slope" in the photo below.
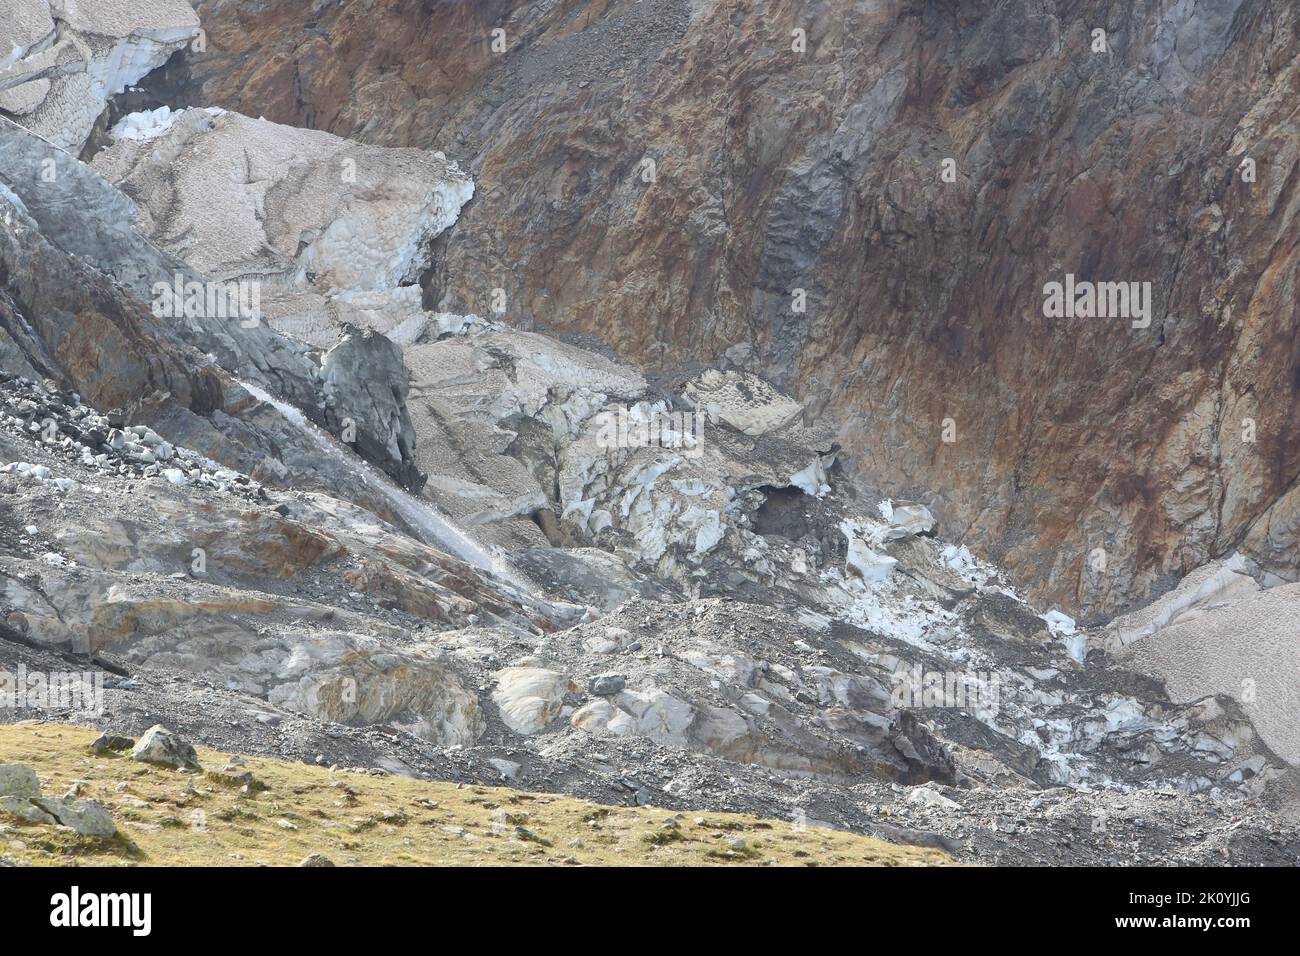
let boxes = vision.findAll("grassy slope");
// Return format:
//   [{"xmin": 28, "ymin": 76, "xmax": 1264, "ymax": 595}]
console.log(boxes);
[{"xmin": 0, "ymin": 724, "xmax": 953, "ymax": 867}]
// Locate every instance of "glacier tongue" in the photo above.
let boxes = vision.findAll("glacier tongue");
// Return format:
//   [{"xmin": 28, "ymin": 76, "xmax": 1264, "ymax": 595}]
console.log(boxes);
[{"xmin": 92, "ymin": 108, "xmax": 475, "ymax": 294}]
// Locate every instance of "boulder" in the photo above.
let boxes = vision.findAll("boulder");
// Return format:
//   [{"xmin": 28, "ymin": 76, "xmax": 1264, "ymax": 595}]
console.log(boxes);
[
  {"xmin": 88, "ymin": 733, "xmax": 136, "ymax": 755},
  {"xmin": 904, "ymin": 786, "xmax": 961, "ymax": 811},
  {"xmin": 33, "ymin": 797, "xmax": 117, "ymax": 838},
  {"xmin": 319, "ymin": 326, "xmax": 424, "ymax": 491},
  {"xmin": 0, "ymin": 796, "xmax": 57, "ymax": 824},
  {"xmin": 131, "ymin": 725, "xmax": 201, "ymax": 770},
  {"xmin": 0, "ymin": 764, "xmax": 40, "ymax": 799},
  {"xmin": 588, "ymin": 673, "xmax": 627, "ymax": 696},
  {"xmin": 0, "ymin": 764, "xmax": 116, "ymax": 836}
]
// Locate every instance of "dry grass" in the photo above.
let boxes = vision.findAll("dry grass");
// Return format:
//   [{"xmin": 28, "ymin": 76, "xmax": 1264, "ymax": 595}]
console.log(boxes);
[{"xmin": 0, "ymin": 723, "xmax": 954, "ymax": 867}]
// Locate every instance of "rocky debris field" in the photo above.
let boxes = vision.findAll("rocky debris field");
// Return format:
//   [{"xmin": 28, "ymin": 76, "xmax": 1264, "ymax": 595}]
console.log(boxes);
[
  {"xmin": 2, "ymin": 0, "xmax": 1299, "ymax": 868},
  {"xmin": 3, "ymin": 350, "xmax": 1298, "ymax": 864},
  {"xmin": 0, "ymin": 373, "xmax": 266, "ymax": 499}
]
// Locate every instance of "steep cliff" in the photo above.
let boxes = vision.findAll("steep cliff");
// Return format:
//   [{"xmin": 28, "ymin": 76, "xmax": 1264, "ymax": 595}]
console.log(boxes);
[{"xmin": 171, "ymin": 0, "xmax": 1300, "ymax": 620}]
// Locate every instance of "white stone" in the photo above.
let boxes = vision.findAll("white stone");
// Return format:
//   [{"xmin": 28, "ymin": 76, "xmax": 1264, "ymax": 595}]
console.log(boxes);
[{"xmin": 845, "ymin": 536, "xmax": 897, "ymax": 583}]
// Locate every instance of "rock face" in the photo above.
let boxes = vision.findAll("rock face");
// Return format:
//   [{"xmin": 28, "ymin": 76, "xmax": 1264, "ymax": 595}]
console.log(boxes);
[
  {"xmin": 86, "ymin": 103, "xmax": 473, "ymax": 491},
  {"xmin": 172, "ymin": 0, "xmax": 1300, "ymax": 619},
  {"xmin": 320, "ymin": 327, "xmax": 423, "ymax": 492},
  {"xmin": 2, "ymin": 0, "xmax": 1300, "ymax": 868},
  {"xmin": 0, "ymin": 113, "xmax": 429, "ymax": 493}
]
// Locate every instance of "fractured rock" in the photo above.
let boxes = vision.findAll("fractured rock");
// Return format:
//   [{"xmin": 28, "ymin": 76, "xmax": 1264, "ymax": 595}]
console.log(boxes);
[
  {"xmin": 0, "ymin": 795, "xmax": 57, "ymax": 824},
  {"xmin": 0, "ymin": 764, "xmax": 116, "ymax": 836},
  {"xmin": 33, "ymin": 796, "xmax": 116, "ymax": 838}
]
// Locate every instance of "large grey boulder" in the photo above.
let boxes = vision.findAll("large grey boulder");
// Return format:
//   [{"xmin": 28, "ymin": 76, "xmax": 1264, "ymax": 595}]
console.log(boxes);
[
  {"xmin": 33, "ymin": 797, "xmax": 117, "ymax": 838},
  {"xmin": 0, "ymin": 764, "xmax": 117, "ymax": 836},
  {"xmin": 0, "ymin": 764, "xmax": 40, "ymax": 799},
  {"xmin": 0, "ymin": 796, "xmax": 57, "ymax": 824},
  {"xmin": 131, "ymin": 725, "xmax": 201, "ymax": 770}
]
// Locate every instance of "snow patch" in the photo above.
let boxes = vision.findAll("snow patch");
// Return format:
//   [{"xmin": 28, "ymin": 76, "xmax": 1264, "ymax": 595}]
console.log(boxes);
[
  {"xmin": 110, "ymin": 106, "xmax": 179, "ymax": 141},
  {"xmin": 789, "ymin": 460, "xmax": 829, "ymax": 496}
]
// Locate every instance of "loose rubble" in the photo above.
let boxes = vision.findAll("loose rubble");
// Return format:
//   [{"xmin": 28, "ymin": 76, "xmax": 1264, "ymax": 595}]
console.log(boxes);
[{"xmin": 0, "ymin": 373, "xmax": 265, "ymax": 499}]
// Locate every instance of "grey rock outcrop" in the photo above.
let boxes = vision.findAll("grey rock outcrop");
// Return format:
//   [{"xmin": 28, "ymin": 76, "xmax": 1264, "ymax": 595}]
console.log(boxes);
[
  {"xmin": 320, "ymin": 326, "xmax": 423, "ymax": 491},
  {"xmin": 0, "ymin": 763, "xmax": 116, "ymax": 837}
]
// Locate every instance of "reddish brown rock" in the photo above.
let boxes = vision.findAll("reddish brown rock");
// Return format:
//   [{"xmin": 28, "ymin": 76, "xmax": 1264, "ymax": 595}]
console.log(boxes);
[{"xmin": 170, "ymin": 1, "xmax": 1300, "ymax": 619}]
